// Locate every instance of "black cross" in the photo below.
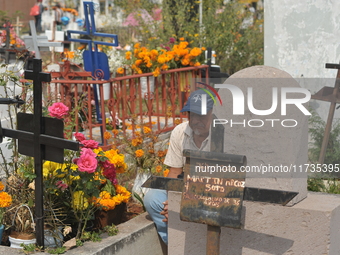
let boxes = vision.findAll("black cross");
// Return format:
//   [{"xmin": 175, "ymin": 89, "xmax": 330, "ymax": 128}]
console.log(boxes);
[{"xmin": 0, "ymin": 59, "xmax": 79, "ymax": 247}]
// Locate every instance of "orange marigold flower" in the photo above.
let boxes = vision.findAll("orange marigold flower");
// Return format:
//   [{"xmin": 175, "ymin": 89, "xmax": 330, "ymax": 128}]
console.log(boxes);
[
  {"xmin": 0, "ymin": 181, "xmax": 4, "ymax": 191},
  {"xmin": 143, "ymin": 126, "xmax": 151, "ymax": 134},
  {"xmin": 161, "ymin": 64, "xmax": 169, "ymax": 70},
  {"xmin": 152, "ymin": 67, "xmax": 160, "ymax": 77},
  {"xmin": 125, "ymin": 51, "xmax": 131, "ymax": 60},
  {"xmin": 180, "ymin": 37, "xmax": 185, "ymax": 41},
  {"xmin": 112, "ymin": 129, "xmax": 119, "ymax": 136},
  {"xmin": 135, "ymin": 149, "xmax": 144, "ymax": 158},
  {"xmin": 104, "ymin": 131, "xmax": 112, "ymax": 140},
  {"xmin": 174, "ymin": 118, "xmax": 182, "ymax": 125},
  {"xmin": 117, "ymin": 67, "xmax": 124, "ymax": 74},
  {"xmin": 157, "ymin": 150, "xmax": 166, "ymax": 157},
  {"xmin": 181, "ymin": 58, "xmax": 190, "ymax": 66},
  {"xmin": 201, "ymin": 47, "xmax": 206, "ymax": 51},
  {"xmin": 0, "ymin": 191, "xmax": 12, "ymax": 207},
  {"xmin": 132, "ymin": 138, "xmax": 142, "ymax": 147},
  {"xmin": 156, "ymin": 165, "xmax": 162, "ymax": 173},
  {"xmin": 190, "ymin": 47, "xmax": 201, "ymax": 57},
  {"xmin": 135, "ymin": 59, "xmax": 143, "ymax": 66},
  {"xmin": 163, "ymin": 169, "xmax": 170, "ymax": 177}
]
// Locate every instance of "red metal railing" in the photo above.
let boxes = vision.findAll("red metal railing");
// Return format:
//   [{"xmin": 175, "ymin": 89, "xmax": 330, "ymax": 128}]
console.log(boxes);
[{"xmin": 42, "ymin": 64, "xmax": 209, "ymax": 146}]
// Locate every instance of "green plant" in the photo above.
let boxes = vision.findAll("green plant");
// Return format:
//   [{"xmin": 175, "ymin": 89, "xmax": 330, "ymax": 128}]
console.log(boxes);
[
  {"xmin": 103, "ymin": 224, "xmax": 119, "ymax": 236},
  {"xmin": 133, "ymin": 191, "xmax": 145, "ymax": 212},
  {"xmin": 20, "ymin": 243, "xmax": 43, "ymax": 254},
  {"xmin": 307, "ymin": 177, "xmax": 325, "ymax": 192},
  {"xmin": 112, "ymin": 1, "xmax": 263, "ymax": 76},
  {"xmin": 47, "ymin": 246, "xmax": 67, "ymax": 254},
  {"xmin": 308, "ymin": 111, "xmax": 340, "ymax": 165},
  {"xmin": 80, "ymin": 231, "xmax": 102, "ymax": 242}
]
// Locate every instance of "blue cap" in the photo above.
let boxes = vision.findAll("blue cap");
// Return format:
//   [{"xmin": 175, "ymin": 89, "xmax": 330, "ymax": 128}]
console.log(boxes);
[{"xmin": 180, "ymin": 89, "xmax": 215, "ymax": 115}]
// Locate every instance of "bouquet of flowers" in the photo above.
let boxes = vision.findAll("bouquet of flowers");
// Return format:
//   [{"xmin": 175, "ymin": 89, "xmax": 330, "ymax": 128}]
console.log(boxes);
[
  {"xmin": 121, "ymin": 38, "xmax": 205, "ymax": 77},
  {"xmin": 44, "ymin": 103, "xmax": 130, "ymax": 239}
]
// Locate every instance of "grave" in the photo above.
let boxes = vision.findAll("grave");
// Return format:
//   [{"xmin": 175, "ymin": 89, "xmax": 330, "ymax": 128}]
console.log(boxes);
[{"xmin": 165, "ymin": 66, "xmax": 340, "ymax": 254}]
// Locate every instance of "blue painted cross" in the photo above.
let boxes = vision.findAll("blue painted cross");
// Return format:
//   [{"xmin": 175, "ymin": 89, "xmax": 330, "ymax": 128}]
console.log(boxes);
[{"xmin": 67, "ymin": 1, "xmax": 119, "ymax": 143}]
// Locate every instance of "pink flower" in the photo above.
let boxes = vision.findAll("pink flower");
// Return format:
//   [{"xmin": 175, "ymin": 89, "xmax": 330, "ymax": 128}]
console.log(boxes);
[
  {"xmin": 80, "ymin": 148, "xmax": 97, "ymax": 157},
  {"xmin": 56, "ymin": 180, "xmax": 68, "ymax": 191},
  {"xmin": 81, "ymin": 139, "xmax": 99, "ymax": 149},
  {"xmin": 48, "ymin": 102, "xmax": 69, "ymax": 119},
  {"xmin": 77, "ymin": 149, "xmax": 98, "ymax": 173},
  {"xmin": 74, "ymin": 132, "xmax": 86, "ymax": 142}
]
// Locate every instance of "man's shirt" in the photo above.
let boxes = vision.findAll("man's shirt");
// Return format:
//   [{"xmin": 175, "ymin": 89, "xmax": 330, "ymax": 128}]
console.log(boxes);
[{"xmin": 164, "ymin": 121, "xmax": 211, "ymax": 168}]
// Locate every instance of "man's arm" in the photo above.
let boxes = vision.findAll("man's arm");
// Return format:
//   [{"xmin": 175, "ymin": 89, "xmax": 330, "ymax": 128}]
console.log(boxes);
[
  {"xmin": 167, "ymin": 167, "xmax": 182, "ymax": 178},
  {"xmin": 160, "ymin": 167, "xmax": 182, "ymax": 222}
]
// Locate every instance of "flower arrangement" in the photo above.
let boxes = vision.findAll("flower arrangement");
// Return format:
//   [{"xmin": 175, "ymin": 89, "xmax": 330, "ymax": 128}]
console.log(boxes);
[
  {"xmin": 0, "ymin": 181, "xmax": 12, "ymax": 225},
  {"xmin": 104, "ymin": 119, "xmax": 169, "ymax": 177},
  {"xmin": 0, "ymin": 22, "xmax": 25, "ymax": 48},
  {"xmin": 42, "ymin": 102, "xmax": 130, "ymax": 239},
  {"xmin": 121, "ymin": 38, "xmax": 205, "ymax": 77}
]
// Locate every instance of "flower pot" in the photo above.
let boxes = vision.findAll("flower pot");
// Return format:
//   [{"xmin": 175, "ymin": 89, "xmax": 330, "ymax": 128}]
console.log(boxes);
[
  {"xmin": 9, "ymin": 231, "xmax": 36, "ymax": 249},
  {"xmin": 140, "ymin": 76, "xmax": 155, "ymax": 98},
  {"xmin": 95, "ymin": 203, "xmax": 126, "ymax": 229}
]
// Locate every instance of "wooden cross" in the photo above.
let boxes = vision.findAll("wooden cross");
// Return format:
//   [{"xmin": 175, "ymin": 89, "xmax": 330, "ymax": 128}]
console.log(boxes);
[
  {"xmin": 311, "ymin": 63, "xmax": 340, "ymax": 164},
  {"xmin": 142, "ymin": 116, "xmax": 297, "ymax": 255}
]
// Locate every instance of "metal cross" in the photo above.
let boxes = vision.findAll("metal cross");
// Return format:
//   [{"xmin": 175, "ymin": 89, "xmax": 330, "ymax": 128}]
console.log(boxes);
[
  {"xmin": 311, "ymin": 63, "xmax": 340, "ymax": 164},
  {"xmin": 67, "ymin": 1, "xmax": 119, "ymax": 131},
  {"xmin": 0, "ymin": 58, "xmax": 80, "ymax": 248}
]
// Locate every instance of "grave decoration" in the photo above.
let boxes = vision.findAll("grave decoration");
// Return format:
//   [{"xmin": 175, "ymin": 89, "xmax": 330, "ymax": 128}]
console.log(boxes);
[
  {"xmin": 67, "ymin": 1, "xmax": 119, "ymax": 144},
  {"xmin": 142, "ymin": 116, "xmax": 298, "ymax": 255},
  {"xmin": 0, "ymin": 59, "xmax": 80, "ymax": 248},
  {"xmin": 311, "ymin": 63, "xmax": 340, "ymax": 165}
]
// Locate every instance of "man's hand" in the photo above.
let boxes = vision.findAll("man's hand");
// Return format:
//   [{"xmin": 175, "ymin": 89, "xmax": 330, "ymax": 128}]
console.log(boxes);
[{"xmin": 160, "ymin": 200, "xmax": 168, "ymax": 222}]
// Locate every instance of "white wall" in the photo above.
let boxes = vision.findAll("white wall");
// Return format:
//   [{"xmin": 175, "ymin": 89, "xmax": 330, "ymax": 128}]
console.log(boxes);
[{"xmin": 264, "ymin": 1, "xmax": 340, "ymax": 120}]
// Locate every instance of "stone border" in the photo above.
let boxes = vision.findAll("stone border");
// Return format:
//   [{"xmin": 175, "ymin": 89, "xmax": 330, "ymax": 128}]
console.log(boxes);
[{"xmin": 0, "ymin": 212, "xmax": 167, "ymax": 255}]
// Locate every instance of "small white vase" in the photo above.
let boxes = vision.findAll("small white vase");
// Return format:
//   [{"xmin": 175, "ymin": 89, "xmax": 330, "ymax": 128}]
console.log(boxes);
[{"xmin": 140, "ymin": 76, "xmax": 155, "ymax": 98}]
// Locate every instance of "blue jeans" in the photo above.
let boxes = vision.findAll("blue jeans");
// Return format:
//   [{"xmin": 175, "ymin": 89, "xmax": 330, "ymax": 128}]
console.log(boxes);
[{"xmin": 144, "ymin": 189, "xmax": 168, "ymax": 245}]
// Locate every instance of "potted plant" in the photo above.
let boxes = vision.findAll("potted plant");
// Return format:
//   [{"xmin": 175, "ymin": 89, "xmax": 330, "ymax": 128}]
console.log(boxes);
[{"xmin": 8, "ymin": 204, "xmax": 36, "ymax": 248}]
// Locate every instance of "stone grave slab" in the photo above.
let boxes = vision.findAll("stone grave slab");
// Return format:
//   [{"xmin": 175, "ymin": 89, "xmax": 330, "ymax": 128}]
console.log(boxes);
[{"xmin": 213, "ymin": 65, "xmax": 309, "ymax": 205}]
